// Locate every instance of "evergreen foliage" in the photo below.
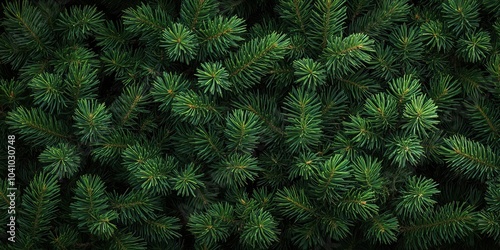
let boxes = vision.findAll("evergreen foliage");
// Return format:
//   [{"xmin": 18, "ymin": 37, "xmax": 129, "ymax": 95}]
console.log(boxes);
[{"xmin": 0, "ymin": 0, "xmax": 499, "ymax": 249}]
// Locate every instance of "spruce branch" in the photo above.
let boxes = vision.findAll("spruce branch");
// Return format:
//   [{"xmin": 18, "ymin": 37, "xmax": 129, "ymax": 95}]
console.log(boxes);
[
  {"xmin": 39, "ymin": 143, "xmax": 81, "ymax": 179},
  {"xmin": 72, "ymin": 98, "xmax": 113, "ymax": 144},
  {"xmin": 0, "ymin": 79, "xmax": 27, "ymax": 107},
  {"xmin": 2, "ymin": 0, "xmax": 53, "ymax": 52},
  {"xmin": 240, "ymin": 208, "xmax": 280, "ymax": 249},
  {"xmin": 70, "ymin": 175, "xmax": 117, "ymax": 239},
  {"xmin": 136, "ymin": 216, "xmax": 182, "ymax": 242},
  {"xmin": 319, "ymin": 86, "xmax": 348, "ymax": 135},
  {"xmin": 334, "ymin": 70, "xmax": 381, "ymax": 100},
  {"xmin": 276, "ymin": 0, "xmax": 313, "ymax": 36},
  {"xmin": 28, "ymin": 72, "xmax": 68, "ymax": 113},
  {"xmin": 187, "ymin": 211, "xmax": 230, "ymax": 246},
  {"xmin": 191, "ymin": 125, "xmax": 225, "ymax": 162},
  {"xmin": 161, "ymin": 23, "xmax": 199, "ymax": 64},
  {"xmin": 225, "ymin": 32, "xmax": 290, "ymax": 91},
  {"xmin": 289, "ymin": 151, "xmax": 321, "ymax": 180},
  {"xmin": 338, "ymin": 189, "xmax": 378, "ymax": 220},
  {"xmin": 224, "ymin": 109, "xmax": 262, "ymax": 153},
  {"xmin": 293, "ymin": 58, "xmax": 327, "ymax": 90},
  {"xmin": 476, "ymin": 210, "xmax": 500, "ymax": 241},
  {"xmin": 318, "ymin": 212, "xmax": 352, "ymax": 241},
  {"xmin": 389, "ymin": 24, "xmax": 424, "ymax": 65},
  {"xmin": 92, "ymin": 129, "xmax": 135, "ymax": 165},
  {"xmin": 48, "ymin": 225, "xmax": 79, "ymax": 249},
  {"xmin": 457, "ymin": 30, "xmax": 492, "ymax": 63},
  {"xmin": 364, "ymin": 92, "xmax": 398, "ymax": 130},
  {"xmin": 232, "ymin": 91, "xmax": 285, "ymax": 141},
  {"xmin": 464, "ymin": 96, "xmax": 500, "ymax": 143},
  {"xmin": 180, "ymin": 0, "xmax": 219, "ymax": 30},
  {"xmin": 196, "ymin": 15, "xmax": 246, "ymax": 60},
  {"xmin": 171, "ymin": 89, "xmax": 221, "ymax": 125},
  {"xmin": 64, "ymin": 62, "xmax": 99, "ymax": 102},
  {"xmin": 352, "ymin": 155, "xmax": 385, "ymax": 191},
  {"xmin": 310, "ymin": 0, "xmax": 347, "ymax": 49},
  {"xmin": 53, "ymin": 45, "xmax": 99, "ymax": 74},
  {"xmin": 195, "ymin": 61, "xmax": 232, "ymax": 97},
  {"xmin": 122, "ymin": 3, "xmax": 171, "ymax": 43},
  {"xmin": 172, "ymin": 163, "xmax": 205, "ymax": 197},
  {"xmin": 88, "ymin": 210, "xmax": 118, "ymax": 240},
  {"xmin": 55, "ymin": 5, "xmax": 104, "ymax": 42},
  {"xmin": 427, "ymin": 74, "xmax": 461, "ymax": 114},
  {"xmin": 95, "ymin": 20, "xmax": 133, "ymax": 50},
  {"xmin": 323, "ymin": 33, "xmax": 375, "ymax": 77},
  {"xmin": 441, "ymin": 135, "xmax": 500, "ymax": 181},
  {"xmin": 151, "ymin": 72, "xmax": 191, "ymax": 112},
  {"xmin": 211, "ymin": 153, "xmax": 262, "ymax": 188},
  {"xmin": 6, "ymin": 106, "xmax": 70, "ymax": 146},
  {"xmin": 309, "ymin": 154, "xmax": 352, "ymax": 202},
  {"xmin": 385, "ymin": 133, "xmax": 424, "ymax": 168},
  {"xmin": 106, "ymin": 230, "xmax": 147, "ymax": 250},
  {"xmin": 290, "ymin": 219, "xmax": 325, "ymax": 249},
  {"xmin": 128, "ymin": 156, "xmax": 175, "ymax": 196},
  {"xmin": 109, "ymin": 189, "xmax": 162, "ymax": 224},
  {"xmin": 100, "ymin": 48, "xmax": 137, "ymax": 81},
  {"xmin": 367, "ymin": 43, "xmax": 399, "ymax": 80},
  {"xmin": 18, "ymin": 172, "xmax": 60, "ymax": 247},
  {"xmin": 401, "ymin": 202, "xmax": 476, "ymax": 250},
  {"xmin": 343, "ymin": 115, "xmax": 381, "ymax": 150},
  {"xmin": 402, "ymin": 94, "xmax": 439, "ymax": 138},
  {"xmin": 483, "ymin": 0, "xmax": 500, "ymax": 16},
  {"xmin": 420, "ymin": 20, "xmax": 454, "ymax": 52},
  {"xmin": 283, "ymin": 87, "xmax": 323, "ymax": 153},
  {"xmin": 275, "ymin": 186, "xmax": 315, "ymax": 222},
  {"xmin": 364, "ymin": 213, "xmax": 399, "ymax": 245},
  {"xmin": 388, "ymin": 74, "xmax": 422, "ymax": 105},
  {"xmin": 110, "ymin": 84, "xmax": 151, "ymax": 127},
  {"xmin": 485, "ymin": 179, "xmax": 500, "ymax": 212},
  {"xmin": 351, "ymin": 0, "xmax": 410, "ymax": 38},
  {"xmin": 442, "ymin": 0, "xmax": 480, "ymax": 35},
  {"xmin": 455, "ymin": 68, "xmax": 490, "ymax": 96},
  {"xmin": 395, "ymin": 176, "xmax": 440, "ymax": 219}
]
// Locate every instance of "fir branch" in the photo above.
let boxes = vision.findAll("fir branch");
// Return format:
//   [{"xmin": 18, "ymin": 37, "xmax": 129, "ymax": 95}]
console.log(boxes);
[
  {"xmin": 275, "ymin": 186, "xmax": 315, "ymax": 222},
  {"xmin": 323, "ymin": 33, "xmax": 375, "ymax": 77},
  {"xmin": 224, "ymin": 109, "xmax": 262, "ymax": 153},
  {"xmin": 283, "ymin": 87, "xmax": 323, "ymax": 153},
  {"xmin": 39, "ymin": 143, "xmax": 81, "ymax": 179},
  {"xmin": 137, "ymin": 216, "xmax": 182, "ymax": 242},
  {"xmin": 6, "ymin": 106, "xmax": 71, "ymax": 146},
  {"xmin": 18, "ymin": 172, "xmax": 60, "ymax": 247},
  {"xmin": 225, "ymin": 32, "xmax": 290, "ymax": 91},
  {"xmin": 109, "ymin": 189, "xmax": 162, "ymax": 224},
  {"xmin": 110, "ymin": 84, "xmax": 150, "ymax": 127},
  {"xmin": 310, "ymin": 154, "xmax": 352, "ymax": 202},
  {"xmin": 351, "ymin": 0, "xmax": 410, "ymax": 38},
  {"xmin": 122, "ymin": 3, "xmax": 171, "ymax": 42},
  {"xmin": 310, "ymin": 0, "xmax": 346, "ymax": 49},
  {"xmin": 28, "ymin": 72, "xmax": 68, "ymax": 113},
  {"xmin": 364, "ymin": 213, "xmax": 399, "ymax": 245},
  {"xmin": 442, "ymin": 0, "xmax": 480, "ymax": 35},
  {"xmin": 55, "ymin": 5, "xmax": 104, "ymax": 42},
  {"xmin": 464, "ymin": 97, "xmax": 500, "ymax": 143},
  {"xmin": 276, "ymin": 0, "xmax": 313, "ymax": 36},
  {"xmin": 2, "ymin": 0, "xmax": 53, "ymax": 52},
  {"xmin": 180, "ymin": 0, "xmax": 219, "ymax": 30},
  {"xmin": 73, "ymin": 99, "xmax": 113, "ymax": 144},
  {"xmin": 401, "ymin": 202, "xmax": 476, "ymax": 250},
  {"xmin": 441, "ymin": 135, "xmax": 500, "ymax": 181}
]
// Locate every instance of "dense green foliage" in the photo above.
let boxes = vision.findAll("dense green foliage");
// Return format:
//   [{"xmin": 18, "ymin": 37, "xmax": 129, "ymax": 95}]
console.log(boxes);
[{"xmin": 0, "ymin": 0, "xmax": 500, "ymax": 249}]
